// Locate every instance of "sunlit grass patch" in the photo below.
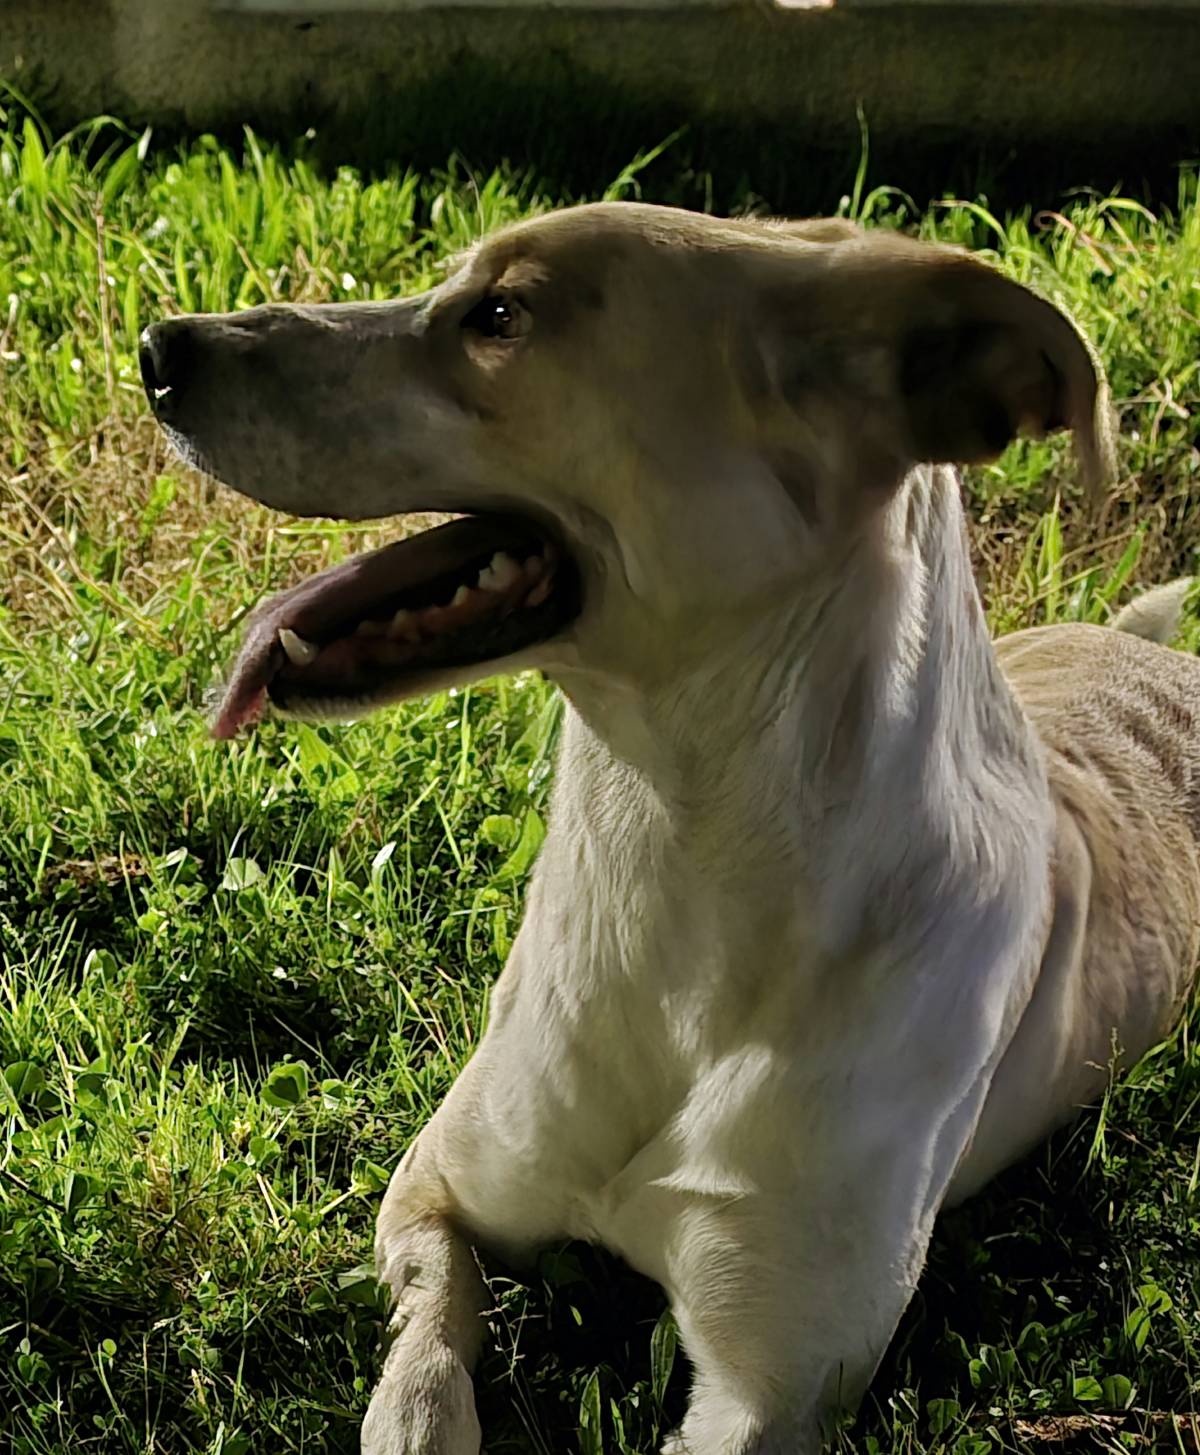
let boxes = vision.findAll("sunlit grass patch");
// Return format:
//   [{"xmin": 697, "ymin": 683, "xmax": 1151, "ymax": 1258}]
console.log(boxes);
[{"xmin": 0, "ymin": 98, "xmax": 1198, "ymax": 1453}]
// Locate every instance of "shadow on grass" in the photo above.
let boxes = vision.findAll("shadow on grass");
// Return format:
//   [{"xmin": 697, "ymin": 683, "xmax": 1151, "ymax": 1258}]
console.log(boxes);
[{"xmin": 471, "ymin": 1085, "xmax": 1199, "ymax": 1452}]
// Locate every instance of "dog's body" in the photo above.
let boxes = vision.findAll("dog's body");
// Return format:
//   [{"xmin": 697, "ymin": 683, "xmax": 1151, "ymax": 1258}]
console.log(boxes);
[
  {"xmin": 140, "ymin": 203, "xmax": 1200, "ymax": 1453},
  {"xmin": 369, "ymin": 487, "xmax": 1200, "ymax": 1455},
  {"xmin": 963, "ymin": 622, "xmax": 1200, "ymax": 1192}
]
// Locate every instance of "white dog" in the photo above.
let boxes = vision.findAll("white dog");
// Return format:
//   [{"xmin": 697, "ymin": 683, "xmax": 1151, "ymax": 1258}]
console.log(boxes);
[{"xmin": 140, "ymin": 203, "xmax": 1200, "ymax": 1453}]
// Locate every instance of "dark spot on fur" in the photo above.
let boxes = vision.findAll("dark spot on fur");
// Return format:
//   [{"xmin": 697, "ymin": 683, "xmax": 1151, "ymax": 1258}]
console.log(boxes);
[
  {"xmin": 770, "ymin": 449, "xmax": 822, "ymax": 529},
  {"xmin": 900, "ymin": 323, "xmax": 1019, "ymax": 464},
  {"xmin": 1109, "ymin": 701, "xmax": 1190, "ymax": 798},
  {"xmin": 1139, "ymin": 680, "xmax": 1196, "ymax": 738},
  {"xmin": 737, "ymin": 334, "xmax": 771, "ymax": 404}
]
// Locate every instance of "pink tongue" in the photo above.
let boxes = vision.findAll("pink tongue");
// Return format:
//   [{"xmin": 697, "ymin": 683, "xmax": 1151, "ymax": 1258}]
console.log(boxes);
[
  {"xmin": 212, "ymin": 684, "xmax": 270, "ymax": 741},
  {"xmin": 209, "ymin": 516, "xmax": 537, "ymax": 740}
]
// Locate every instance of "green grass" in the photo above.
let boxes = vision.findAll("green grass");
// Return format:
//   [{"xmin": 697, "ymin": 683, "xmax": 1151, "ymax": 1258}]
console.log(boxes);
[{"xmin": 1, "ymin": 100, "xmax": 1198, "ymax": 1454}]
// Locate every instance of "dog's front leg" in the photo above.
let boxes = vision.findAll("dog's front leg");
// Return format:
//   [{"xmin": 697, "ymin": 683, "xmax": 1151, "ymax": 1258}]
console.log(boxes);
[
  {"xmin": 647, "ymin": 1191, "xmax": 935, "ymax": 1455},
  {"xmin": 361, "ymin": 1042, "xmax": 574, "ymax": 1454},
  {"xmin": 360, "ymin": 1122, "xmax": 488, "ymax": 1455}
]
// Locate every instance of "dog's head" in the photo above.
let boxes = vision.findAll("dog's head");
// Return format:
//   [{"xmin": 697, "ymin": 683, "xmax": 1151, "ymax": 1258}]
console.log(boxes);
[{"xmin": 140, "ymin": 203, "xmax": 1113, "ymax": 736}]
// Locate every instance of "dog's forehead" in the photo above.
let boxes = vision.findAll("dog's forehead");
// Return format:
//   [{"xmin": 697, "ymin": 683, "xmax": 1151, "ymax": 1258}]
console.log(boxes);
[
  {"xmin": 439, "ymin": 205, "xmax": 949, "ymax": 328},
  {"xmin": 451, "ymin": 207, "xmax": 906, "ymax": 315},
  {"xmin": 501, "ymin": 202, "xmax": 733, "ymax": 253},
  {"xmin": 457, "ymin": 203, "xmax": 753, "ymax": 286}
]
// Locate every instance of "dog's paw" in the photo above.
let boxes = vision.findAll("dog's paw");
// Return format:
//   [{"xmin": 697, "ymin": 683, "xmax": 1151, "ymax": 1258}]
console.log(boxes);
[{"xmin": 360, "ymin": 1344, "xmax": 481, "ymax": 1455}]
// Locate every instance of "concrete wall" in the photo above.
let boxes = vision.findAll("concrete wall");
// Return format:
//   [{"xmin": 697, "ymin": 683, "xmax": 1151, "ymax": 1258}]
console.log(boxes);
[{"xmin": 4, "ymin": 2, "xmax": 1199, "ymax": 210}]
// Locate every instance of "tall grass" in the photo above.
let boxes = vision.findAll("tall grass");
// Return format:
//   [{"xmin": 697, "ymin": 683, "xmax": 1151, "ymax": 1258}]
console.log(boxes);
[{"xmin": 0, "ymin": 102, "xmax": 1198, "ymax": 1453}]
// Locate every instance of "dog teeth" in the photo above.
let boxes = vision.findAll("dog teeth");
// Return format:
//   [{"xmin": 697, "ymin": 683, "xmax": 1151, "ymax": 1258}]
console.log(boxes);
[
  {"xmin": 278, "ymin": 627, "xmax": 319, "ymax": 666},
  {"xmin": 525, "ymin": 576, "xmax": 553, "ymax": 608},
  {"xmin": 477, "ymin": 552, "xmax": 523, "ymax": 593},
  {"xmin": 355, "ymin": 618, "xmax": 387, "ymax": 638},
  {"xmin": 387, "ymin": 608, "xmax": 418, "ymax": 641},
  {"xmin": 451, "ymin": 585, "xmax": 472, "ymax": 608}
]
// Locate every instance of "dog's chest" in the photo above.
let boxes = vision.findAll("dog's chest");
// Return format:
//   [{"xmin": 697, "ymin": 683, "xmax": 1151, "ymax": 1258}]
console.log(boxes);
[{"xmin": 484, "ymin": 768, "xmax": 895, "ymax": 1248}]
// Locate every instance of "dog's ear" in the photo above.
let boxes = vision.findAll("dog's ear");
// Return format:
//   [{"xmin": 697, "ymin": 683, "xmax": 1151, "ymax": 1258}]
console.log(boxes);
[
  {"xmin": 885, "ymin": 244, "xmax": 1116, "ymax": 501},
  {"xmin": 752, "ymin": 233, "xmax": 1116, "ymax": 509}
]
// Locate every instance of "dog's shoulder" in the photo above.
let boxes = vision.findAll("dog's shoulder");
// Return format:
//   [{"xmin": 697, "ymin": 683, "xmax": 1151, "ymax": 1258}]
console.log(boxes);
[{"xmin": 996, "ymin": 621, "xmax": 1200, "ymax": 847}]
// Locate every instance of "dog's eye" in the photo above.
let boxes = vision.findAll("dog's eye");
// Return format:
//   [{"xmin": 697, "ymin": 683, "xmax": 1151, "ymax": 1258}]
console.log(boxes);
[{"xmin": 462, "ymin": 295, "xmax": 529, "ymax": 341}]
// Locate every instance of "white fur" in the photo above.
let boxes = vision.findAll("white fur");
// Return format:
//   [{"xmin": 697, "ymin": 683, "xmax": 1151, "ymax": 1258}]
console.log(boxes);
[{"xmin": 367, "ymin": 467, "xmax": 1062, "ymax": 1453}]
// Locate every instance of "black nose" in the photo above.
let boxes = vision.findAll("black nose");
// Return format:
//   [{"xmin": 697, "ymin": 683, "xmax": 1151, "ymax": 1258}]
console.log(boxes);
[{"xmin": 139, "ymin": 321, "xmax": 195, "ymax": 417}]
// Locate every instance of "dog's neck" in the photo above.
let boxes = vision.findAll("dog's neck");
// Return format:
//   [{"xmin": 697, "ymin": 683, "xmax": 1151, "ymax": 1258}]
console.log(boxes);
[
  {"xmin": 559, "ymin": 466, "xmax": 1038, "ymax": 798},
  {"xmin": 550, "ymin": 464, "xmax": 1050, "ymax": 948}
]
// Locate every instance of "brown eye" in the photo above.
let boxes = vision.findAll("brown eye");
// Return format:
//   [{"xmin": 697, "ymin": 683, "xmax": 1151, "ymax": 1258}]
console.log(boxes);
[{"xmin": 462, "ymin": 295, "xmax": 529, "ymax": 341}]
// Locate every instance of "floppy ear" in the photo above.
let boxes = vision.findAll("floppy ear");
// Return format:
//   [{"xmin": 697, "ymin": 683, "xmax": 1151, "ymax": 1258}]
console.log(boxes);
[
  {"xmin": 887, "ymin": 247, "xmax": 1116, "ymax": 501},
  {"xmin": 756, "ymin": 233, "xmax": 1116, "ymax": 508}
]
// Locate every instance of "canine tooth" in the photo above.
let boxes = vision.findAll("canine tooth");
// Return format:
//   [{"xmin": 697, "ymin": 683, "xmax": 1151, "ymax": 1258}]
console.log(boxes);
[
  {"xmin": 355, "ymin": 618, "xmax": 386, "ymax": 638},
  {"xmin": 451, "ymin": 584, "xmax": 472, "ymax": 608},
  {"xmin": 388, "ymin": 608, "xmax": 418, "ymax": 641},
  {"xmin": 278, "ymin": 628, "xmax": 319, "ymax": 666}
]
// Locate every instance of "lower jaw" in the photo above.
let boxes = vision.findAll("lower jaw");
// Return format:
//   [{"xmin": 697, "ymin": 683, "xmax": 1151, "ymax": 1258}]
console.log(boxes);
[
  {"xmin": 268, "ymin": 628, "xmax": 572, "ymax": 719},
  {"xmin": 266, "ymin": 650, "xmax": 558, "ymax": 724}
]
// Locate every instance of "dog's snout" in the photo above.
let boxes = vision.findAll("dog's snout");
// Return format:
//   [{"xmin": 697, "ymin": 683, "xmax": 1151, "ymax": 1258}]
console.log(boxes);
[{"xmin": 139, "ymin": 320, "xmax": 195, "ymax": 417}]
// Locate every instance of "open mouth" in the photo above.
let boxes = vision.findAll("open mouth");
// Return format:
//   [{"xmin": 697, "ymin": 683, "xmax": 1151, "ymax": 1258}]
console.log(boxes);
[{"xmin": 211, "ymin": 514, "xmax": 580, "ymax": 739}]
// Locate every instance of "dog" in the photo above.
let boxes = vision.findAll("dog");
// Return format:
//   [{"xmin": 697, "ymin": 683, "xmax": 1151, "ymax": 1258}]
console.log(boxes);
[{"xmin": 140, "ymin": 203, "xmax": 1200, "ymax": 1454}]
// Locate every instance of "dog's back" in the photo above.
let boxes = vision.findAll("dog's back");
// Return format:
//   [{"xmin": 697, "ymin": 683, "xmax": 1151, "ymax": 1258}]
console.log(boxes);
[
  {"xmin": 998, "ymin": 619, "xmax": 1200, "ymax": 860},
  {"xmin": 1001, "ymin": 621, "xmax": 1200, "ymax": 1028},
  {"xmin": 951, "ymin": 621, "xmax": 1200, "ymax": 1196}
]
